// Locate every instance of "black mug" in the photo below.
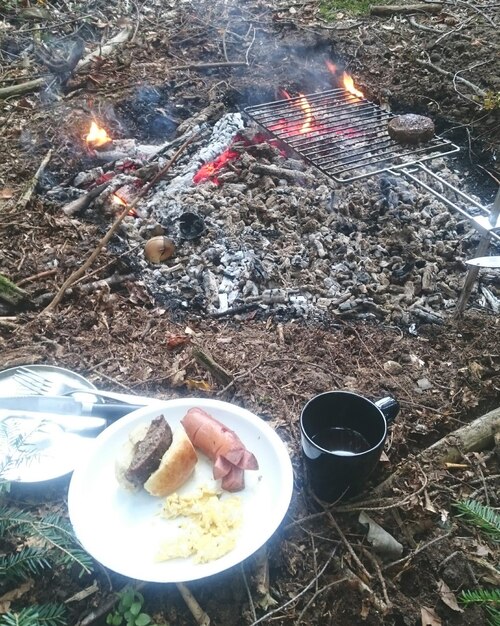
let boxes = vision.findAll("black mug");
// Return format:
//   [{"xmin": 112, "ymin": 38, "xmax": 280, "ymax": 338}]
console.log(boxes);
[{"xmin": 300, "ymin": 391, "xmax": 399, "ymax": 503}]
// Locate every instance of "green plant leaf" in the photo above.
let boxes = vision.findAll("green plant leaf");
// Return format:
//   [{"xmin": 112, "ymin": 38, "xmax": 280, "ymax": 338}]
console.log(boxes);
[
  {"xmin": 130, "ymin": 602, "xmax": 142, "ymax": 617},
  {"xmin": 135, "ymin": 614, "xmax": 152, "ymax": 626}
]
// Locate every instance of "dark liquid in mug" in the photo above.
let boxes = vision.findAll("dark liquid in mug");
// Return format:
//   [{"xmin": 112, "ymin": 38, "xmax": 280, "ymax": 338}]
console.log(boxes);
[{"xmin": 311, "ymin": 427, "xmax": 370, "ymax": 456}]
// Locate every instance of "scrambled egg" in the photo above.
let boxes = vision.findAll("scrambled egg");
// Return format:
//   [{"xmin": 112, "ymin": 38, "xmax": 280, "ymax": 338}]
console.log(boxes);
[{"xmin": 156, "ymin": 486, "xmax": 242, "ymax": 564}]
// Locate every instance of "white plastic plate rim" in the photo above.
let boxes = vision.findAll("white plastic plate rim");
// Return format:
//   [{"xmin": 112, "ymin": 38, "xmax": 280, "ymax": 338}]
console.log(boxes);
[{"xmin": 68, "ymin": 398, "xmax": 294, "ymax": 583}]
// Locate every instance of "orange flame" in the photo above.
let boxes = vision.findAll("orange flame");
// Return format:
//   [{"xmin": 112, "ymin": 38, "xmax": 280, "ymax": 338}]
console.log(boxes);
[
  {"xmin": 112, "ymin": 193, "xmax": 138, "ymax": 216},
  {"xmin": 297, "ymin": 94, "xmax": 313, "ymax": 134},
  {"xmin": 86, "ymin": 121, "xmax": 111, "ymax": 147},
  {"xmin": 342, "ymin": 73, "xmax": 364, "ymax": 99}
]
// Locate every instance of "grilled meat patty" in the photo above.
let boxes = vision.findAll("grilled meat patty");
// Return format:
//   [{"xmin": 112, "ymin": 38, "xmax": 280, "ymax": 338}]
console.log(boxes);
[
  {"xmin": 387, "ymin": 114, "xmax": 435, "ymax": 144},
  {"xmin": 125, "ymin": 415, "xmax": 173, "ymax": 487}
]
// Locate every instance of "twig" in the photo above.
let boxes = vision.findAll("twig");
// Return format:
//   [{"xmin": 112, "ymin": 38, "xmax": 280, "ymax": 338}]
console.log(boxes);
[
  {"xmin": 362, "ymin": 549, "xmax": 392, "ymax": 608},
  {"xmin": 249, "ymin": 548, "xmax": 337, "ymax": 626},
  {"xmin": 323, "ymin": 509, "xmax": 372, "ymax": 581},
  {"xmin": 41, "ymin": 134, "xmax": 196, "ymax": 313},
  {"xmin": 176, "ymin": 582, "xmax": 210, "ymax": 626},
  {"xmin": 415, "ymin": 57, "xmax": 487, "ymax": 98},
  {"xmin": 17, "ymin": 268, "xmax": 57, "ymax": 287},
  {"xmin": 245, "ymin": 26, "xmax": 256, "ymax": 65},
  {"xmin": 383, "ymin": 532, "xmax": 452, "ymax": 571},
  {"xmin": 169, "ymin": 61, "xmax": 248, "ymax": 70},
  {"xmin": 17, "ymin": 149, "xmax": 52, "ymax": 211},
  {"xmin": 78, "ymin": 582, "xmax": 145, "ymax": 626},
  {"xmin": 192, "ymin": 345, "xmax": 233, "ymax": 386},
  {"xmin": 294, "ymin": 577, "xmax": 350, "ymax": 624},
  {"xmin": 241, "ymin": 563, "xmax": 257, "ymax": 622}
]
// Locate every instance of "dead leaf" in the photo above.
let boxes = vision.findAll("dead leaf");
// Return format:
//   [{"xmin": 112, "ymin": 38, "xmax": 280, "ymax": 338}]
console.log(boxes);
[
  {"xmin": 437, "ymin": 579, "xmax": 463, "ymax": 612},
  {"xmin": 0, "ymin": 580, "xmax": 34, "ymax": 613},
  {"xmin": 185, "ymin": 379, "xmax": 212, "ymax": 391},
  {"xmin": 359, "ymin": 511, "xmax": 403, "ymax": 559},
  {"xmin": 424, "ymin": 490, "xmax": 437, "ymax": 513},
  {"xmin": 0, "ymin": 188, "xmax": 14, "ymax": 199},
  {"xmin": 166, "ymin": 334, "xmax": 190, "ymax": 350},
  {"xmin": 421, "ymin": 606, "xmax": 442, "ymax": 625}
]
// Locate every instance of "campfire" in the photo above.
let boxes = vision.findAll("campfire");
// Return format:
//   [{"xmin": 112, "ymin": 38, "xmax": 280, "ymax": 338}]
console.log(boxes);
[{"xmin": 45, "ymin": 69, "xmax": 500, "ymax": 322}]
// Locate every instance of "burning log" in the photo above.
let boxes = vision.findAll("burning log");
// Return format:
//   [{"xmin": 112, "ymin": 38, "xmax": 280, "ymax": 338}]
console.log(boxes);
[
  {"xmin": 42, "ymin": 133, "xmax": 197, "ymax": 313},
  {"xmin": 249, "ymin": 162, "xmax": 317, "ymax": 183}
]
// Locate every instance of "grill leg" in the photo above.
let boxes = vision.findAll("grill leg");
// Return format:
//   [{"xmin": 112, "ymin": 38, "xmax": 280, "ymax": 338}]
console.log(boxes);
[
  {"xmin": 455, "ymin": 235, "xmax": 491, "ymax": 317},
  {"xmin": 455, "ymin": 187, "xmax": 500, "ymax": 317}
]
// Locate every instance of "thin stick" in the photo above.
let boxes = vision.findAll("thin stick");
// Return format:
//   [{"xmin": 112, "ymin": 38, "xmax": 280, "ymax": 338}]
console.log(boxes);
[
  {"xmin": 169, "ymin": 61, "xmax": 248, "ymax": 70},
  {"xmin": 240, "ymin": 563, "xmax": 257, "ymax": 622},
  {"xmin": 176, "ymin": 582, "xmax": 210, "ymax": 626},
  {"xmin": 249, "ymin": 548, "xmax": 337, "ymax": 626},
  {"xmin": 41, "ymin": 134, "xmax": 196, "ymax": 314},
  {"xmin": 324, "ymin": 509, "xmax": 372, "ymax": 581},
  {"xmin": 17, "ymin": 268, "xmax": 57, "ymax": 287},
  {"xmin": 415, "ymin": 57, "xmax": 487, "ymax": 97}
]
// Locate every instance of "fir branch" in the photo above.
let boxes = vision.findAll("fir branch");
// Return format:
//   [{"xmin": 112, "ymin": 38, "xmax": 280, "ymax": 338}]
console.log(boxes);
[
  {"xmin": 0, "ymin": 507, "xmax": 93, "ymax": 575},
  {"xmin": 0, "ymin": 602, "xmax": 66, "ymax": 626},
  {"xmin": 460, "ymin": 588, "xmax": 500, "ymax": 626},
  {"xmin": 454, "ymin": 500, "xmax": 500, "ymax": 541},
  {"xmin": 460, "ymin": 588, "xmax": 500, "ymax": 606},
  {"xmin": 0, "ymin": 547, "xmax": 51, "ymax": 583}
]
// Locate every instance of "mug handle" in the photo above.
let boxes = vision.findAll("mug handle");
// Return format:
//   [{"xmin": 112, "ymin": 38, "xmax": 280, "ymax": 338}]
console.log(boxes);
[{"xmin": 375, "ymin": 396, "xmax": 400, "ymax": 426}]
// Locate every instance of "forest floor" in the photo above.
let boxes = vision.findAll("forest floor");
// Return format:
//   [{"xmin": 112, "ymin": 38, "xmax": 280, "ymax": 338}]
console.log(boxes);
[{"xmin": 0, "ymin": 0, "xmax": 499, "ymax": 625}]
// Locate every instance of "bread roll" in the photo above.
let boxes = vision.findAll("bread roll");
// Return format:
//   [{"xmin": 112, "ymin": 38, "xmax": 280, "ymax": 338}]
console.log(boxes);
[
  {"xmin": 144, "ymin": 427, "xmax": 198, "ymax": 497},
  {"xmin": 115, "ymin": 417, "xmax": 197, "ymax": 496}
]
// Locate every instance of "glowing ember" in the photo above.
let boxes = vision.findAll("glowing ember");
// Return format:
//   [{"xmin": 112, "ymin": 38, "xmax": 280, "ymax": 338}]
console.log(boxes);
[
  {"xmin": 342, "ymin": 72, "xmax": 364, "ymax": 99},
  {"xmin": 193, "ymin": 148, "xmax": 240, "ymax": 185},
  {"xmin": 112, "ymin": 193, "xmax": 127, "ymax": 206},
  {"xmin": 86, "ymin": 121, "xmax": 111, "ymax": 147},
  {"xmin": 325, "ymin": 60, "xmax": 338, "ymax": 75}
]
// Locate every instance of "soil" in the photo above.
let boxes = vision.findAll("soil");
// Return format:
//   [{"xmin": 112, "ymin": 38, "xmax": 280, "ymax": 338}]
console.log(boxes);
[{"xmin": 0, "ymin": 1, "xmax": 499, "ymax": 625}]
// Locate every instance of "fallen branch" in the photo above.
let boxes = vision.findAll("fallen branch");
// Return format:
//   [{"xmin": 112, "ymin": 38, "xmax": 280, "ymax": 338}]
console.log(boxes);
[
  {"xmin": 374, "ymin": 406, "xmax": 500, "ymax": 495},
  {"xmin": 370, "ymin": 3, "xmax": 443, "ymax": 15},
  {"xmin": 192, "ymin": 345, "xmax": 233, "ymax": 386},
  {"xmin": 42, "ymin": 134, "xmax": 197, "ymax": 313},
  {"xmin": 16, "ymin": 149, "xmax": 52, "ymax": 211},
  {"xmin": 0, "ymin": 78, "xmax": 47, "ymax": 99},
  {"xmin": 62, "ymin": 182, "xmax": 111, "ymax": 216}
]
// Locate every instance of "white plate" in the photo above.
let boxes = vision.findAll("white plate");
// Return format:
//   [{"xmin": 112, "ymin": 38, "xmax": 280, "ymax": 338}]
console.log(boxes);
[{"xmin": 68, "ymin": 398, "xmax": 294, "ymax": 583}]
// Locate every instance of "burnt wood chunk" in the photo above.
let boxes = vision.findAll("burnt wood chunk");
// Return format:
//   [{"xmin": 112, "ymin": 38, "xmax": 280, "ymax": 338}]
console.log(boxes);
[
  {"xmin": 387, "ymin": 114, "xmax": 435, "ymax": 144},
  {"xmin": 125, "ymin": 415, "xmax": 173, "ymax": 487}
]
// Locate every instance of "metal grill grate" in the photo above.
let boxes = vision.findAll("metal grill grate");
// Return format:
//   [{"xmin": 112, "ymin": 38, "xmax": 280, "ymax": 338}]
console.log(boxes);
[{"xmin": 244, "ymin": 88, "xmax": 459, "ymax": 183}]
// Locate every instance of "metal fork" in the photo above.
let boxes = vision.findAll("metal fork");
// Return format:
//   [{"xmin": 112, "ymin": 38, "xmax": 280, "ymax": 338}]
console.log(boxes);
[
  {"xmin": 13, "ymin": 367, "xmax": 55, "ymax": 394},
  {"xmin": 12, "ymin": 366, "xmax": 156, "ymax": 406}
]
